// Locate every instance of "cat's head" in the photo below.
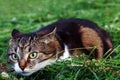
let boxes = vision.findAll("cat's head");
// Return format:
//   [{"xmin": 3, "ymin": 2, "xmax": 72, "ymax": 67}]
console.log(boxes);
[{"xmin": 7, "ymin": 28, "xmax": 62, "ymax": 76}]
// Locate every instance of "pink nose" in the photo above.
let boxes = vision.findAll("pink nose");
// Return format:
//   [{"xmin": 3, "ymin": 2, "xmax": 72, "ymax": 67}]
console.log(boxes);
[{"xmin": 19, "ymin": 60, "xmax": 27, "ymax": 71}]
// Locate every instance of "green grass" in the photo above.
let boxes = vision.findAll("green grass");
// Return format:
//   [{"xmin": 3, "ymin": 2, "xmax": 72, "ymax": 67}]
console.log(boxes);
[{"xmin": 0, "ymin": 0, "xmax": 120, "ymax": 80}]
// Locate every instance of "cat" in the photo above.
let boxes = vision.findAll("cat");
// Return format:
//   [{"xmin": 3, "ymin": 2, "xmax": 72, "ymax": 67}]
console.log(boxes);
[{"xmin": 7, "ymin": 18, "xmax": 113, "ymax": 76}]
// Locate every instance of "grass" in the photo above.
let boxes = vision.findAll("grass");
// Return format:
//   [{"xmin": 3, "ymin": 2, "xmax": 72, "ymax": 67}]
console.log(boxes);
[{"xmin": 0, "ymin": 0, "xmax": 120, "ymax": 80}]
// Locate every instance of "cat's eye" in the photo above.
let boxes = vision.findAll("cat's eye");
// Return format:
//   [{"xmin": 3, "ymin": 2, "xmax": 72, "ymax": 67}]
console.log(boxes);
[
  {"xmin": 11, "ymin": 53, "xmax": 18, "ymax": 60},
  {"xmin": 29, "ymin": 52, "xmax": 37, "ymax": 59}
]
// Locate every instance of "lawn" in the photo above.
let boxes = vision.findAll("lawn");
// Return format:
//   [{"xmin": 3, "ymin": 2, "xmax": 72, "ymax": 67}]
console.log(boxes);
[{"xmin": 0, "ymin": 0, "xmax": 120, "ymax": 80}]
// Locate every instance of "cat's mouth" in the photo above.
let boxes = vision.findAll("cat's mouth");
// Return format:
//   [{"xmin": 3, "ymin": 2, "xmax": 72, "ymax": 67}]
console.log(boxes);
[
  {"xmin": 22, "ymin": 71, "xmax": 29, "ymax": 74},
  {"xmin": 21, "ymin": 71, "xmax": 31, "ymax": 76}
]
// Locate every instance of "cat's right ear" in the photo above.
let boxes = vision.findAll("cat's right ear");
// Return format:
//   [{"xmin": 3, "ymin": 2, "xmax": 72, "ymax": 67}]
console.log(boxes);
[{"xmin": 11, "ymin": 29, "xmax": 23, "ymax": 39}]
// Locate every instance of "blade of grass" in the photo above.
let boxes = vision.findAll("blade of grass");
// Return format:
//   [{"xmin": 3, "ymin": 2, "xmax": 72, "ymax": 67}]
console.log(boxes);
[
  {"xmin": 74, "ymin": 68, "xmax": 81, "ymax": 80},
  {"xmin": 88, "ymin": 67, "xmax": 99, "ymax": 80}
]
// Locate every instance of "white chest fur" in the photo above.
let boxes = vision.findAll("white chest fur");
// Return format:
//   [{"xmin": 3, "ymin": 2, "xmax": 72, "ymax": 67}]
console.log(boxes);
[{"xmin": 59, "ymin": 44, "xmax": 70, "ymax": 60}]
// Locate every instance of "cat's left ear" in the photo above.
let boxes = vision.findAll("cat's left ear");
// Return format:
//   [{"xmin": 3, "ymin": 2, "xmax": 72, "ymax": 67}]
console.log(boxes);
[
  {"xmin": 11, "ymin": 29, "xmax": 23, "ymax": 39},
  {"xmin": 39, "ymin": 27, "xmax": 57, "ymax": 44}
]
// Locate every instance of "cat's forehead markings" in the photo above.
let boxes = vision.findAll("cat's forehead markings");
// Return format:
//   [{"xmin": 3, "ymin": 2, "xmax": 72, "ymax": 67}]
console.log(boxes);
[
  {"xmin": 14, "ymin": 47, "xmax": 17, "ymax": 52},
  {"xmin": 17, "ymin": 43, "xmax": 30, "ymax": 52},
  {"xmin": 17, "ymin": 37, "xmax": 31, "ymax": 47},
  {"xmin": 16, "ymin": 47, "xmax": 21, "ymax": 58},
  {"xmin": 17, "ymin": 37, "xmax": 24, "ymax": 48},
  {"xmin": 28, "ymin": 36, "xmax": 33, "ymax": 41},
  {"xmin": 16, "ymin": 36, "xmax": 34, "ymax": 54},
  {"xmin": 17, "ymin": 47, "xmax": 20, "ymax": 53}
]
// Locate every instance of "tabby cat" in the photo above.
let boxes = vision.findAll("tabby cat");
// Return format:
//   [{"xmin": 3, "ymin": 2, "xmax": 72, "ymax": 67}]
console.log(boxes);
[{"xmin": 7, "ymin": 18, "xmax": 113, "ymax": 76}]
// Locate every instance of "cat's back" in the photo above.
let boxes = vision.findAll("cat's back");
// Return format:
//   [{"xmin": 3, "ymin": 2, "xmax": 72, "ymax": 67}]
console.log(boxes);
[
  {"xmin": 41, "ymin": 18, "xmax": 99, "ymax": 30},
  {"xmin": 37, "ymin": 18, "xmax": 113, "ymax": 58},
  {"xmin": 37, "ymin": 18, "xmax": 100, "ymax": 36}
]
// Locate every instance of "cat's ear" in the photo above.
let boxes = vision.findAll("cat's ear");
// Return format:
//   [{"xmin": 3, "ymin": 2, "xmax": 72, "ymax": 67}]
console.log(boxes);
[
  {"xmin": 39, "ymin": 27, "xmax": 57, "ymax": 44},
  {"xmin": 11, "ymin": 29, "xmax": 23, "ymax": 39}
]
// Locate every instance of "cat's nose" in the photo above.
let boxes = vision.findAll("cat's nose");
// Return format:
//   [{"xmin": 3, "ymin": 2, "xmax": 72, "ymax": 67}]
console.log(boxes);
[{"xmin": 19, "ymin": 60, "xmax": 27, "ymax": 71}]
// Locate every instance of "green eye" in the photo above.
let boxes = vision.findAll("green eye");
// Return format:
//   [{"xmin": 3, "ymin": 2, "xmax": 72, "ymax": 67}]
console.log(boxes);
[
  {"xmin": 11, "ymin": 54, "xmax": 18, "ymax": 60},
  {"xmin": 29, "ymin": 52, "xmax": 37, "ymax": 59}
]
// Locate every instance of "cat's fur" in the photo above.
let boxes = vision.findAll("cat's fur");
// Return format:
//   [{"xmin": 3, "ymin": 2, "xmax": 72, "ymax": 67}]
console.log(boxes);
[{"xmin": 7, "ymin": 18, "xmax": 113, "ymax": 76}]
